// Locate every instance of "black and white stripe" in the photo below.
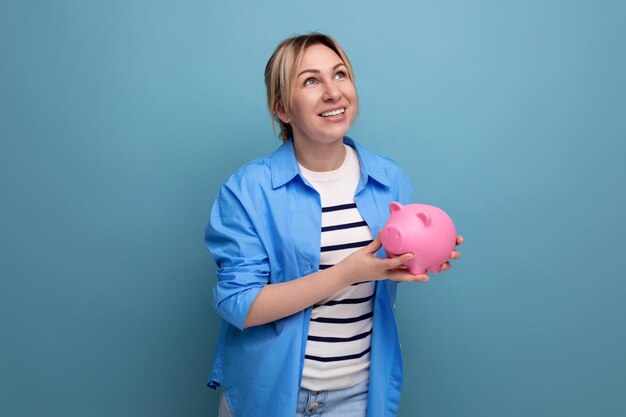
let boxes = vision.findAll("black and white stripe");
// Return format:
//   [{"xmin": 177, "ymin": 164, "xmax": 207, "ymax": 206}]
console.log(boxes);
[
  {"xmin": 303, "ymin": 201, "xmax": 375, "ymax": 388},
  {"xmin": 299, "ymin": 144, "xmax": 375, "ymax": 391}
]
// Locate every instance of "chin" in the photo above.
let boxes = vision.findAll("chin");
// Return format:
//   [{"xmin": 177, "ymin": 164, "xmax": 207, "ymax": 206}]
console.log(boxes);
[
  {"xmin": 322, "ymin": 132, "xmax": 349, "ymax": 143},
  {"xmin": 322, "ymin": 125, "xmax": 351, "ymax": 140}
]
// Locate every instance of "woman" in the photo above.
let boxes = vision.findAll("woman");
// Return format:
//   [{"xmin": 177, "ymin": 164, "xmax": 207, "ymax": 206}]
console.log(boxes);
[{"xmin": 206, "ymin": 33, "xmax": 462, "ymax": 417}]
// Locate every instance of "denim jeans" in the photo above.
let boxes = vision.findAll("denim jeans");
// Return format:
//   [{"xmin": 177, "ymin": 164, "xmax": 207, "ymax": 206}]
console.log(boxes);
[
  {"xmin": 296, "ymin": 379, "xmax": 369, "ymax": 416},
  {"xmin": 218, "ymin": 378, "xmax": 369, "ymax": 417}
]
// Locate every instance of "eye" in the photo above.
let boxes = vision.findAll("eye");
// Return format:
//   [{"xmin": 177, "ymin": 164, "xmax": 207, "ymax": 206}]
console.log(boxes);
[
  {"xmin": 335, "ymin": 70, "xmax": 347, "ymax": 80},
  {"xmin": 304, "ymin": 78, "xmax": 318, "ymax": 86}
]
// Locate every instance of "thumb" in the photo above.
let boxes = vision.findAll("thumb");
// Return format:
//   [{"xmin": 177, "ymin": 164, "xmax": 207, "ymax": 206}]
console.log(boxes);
[{"xmin": 366, "ymin": 231, "xmax": 383, "ymax": 252}]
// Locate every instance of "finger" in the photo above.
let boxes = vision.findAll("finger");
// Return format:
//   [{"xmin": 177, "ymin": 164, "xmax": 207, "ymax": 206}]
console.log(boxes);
[
  {"xmin": 441, "ymin": 262, "xmax": 451, "ymax": 271},
  {"xmin": 385, "ymin": 253, "xmax": 413, "ymax": 270},
  {"xmin": 449, "ymin": 250, "xmax": 461, "ymax": 260},
  {"xmin": 363, "ymin": 234, "xmax": 383, "ymax": 253},
  {"xmin": 388, "ymin": 270, "xmax": 429, "ymax": 282},
  {"xmin": 456, "ymin": 235, "xmax": 464, "ymax": 246},
  {"xmin": 391, "ymin": 264, "xmax": 409, "ymax": 271}
]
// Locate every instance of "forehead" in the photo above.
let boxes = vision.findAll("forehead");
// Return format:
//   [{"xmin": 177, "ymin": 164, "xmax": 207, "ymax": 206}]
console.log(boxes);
[{"xmin": 297, "ymin": 44, "xmax": 344, "ymax": 70}]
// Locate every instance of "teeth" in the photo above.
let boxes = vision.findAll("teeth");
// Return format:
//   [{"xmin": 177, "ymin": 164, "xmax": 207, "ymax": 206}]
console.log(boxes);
[{"xmin": 320, "ymin": 108, "xmax": 345, "ymax": 117}]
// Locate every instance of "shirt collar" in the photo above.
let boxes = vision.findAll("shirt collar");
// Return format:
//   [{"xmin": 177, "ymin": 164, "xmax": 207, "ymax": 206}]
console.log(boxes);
[{"xmin": 269, "ymin": 136, "xmax": 391, "ymax": 189}]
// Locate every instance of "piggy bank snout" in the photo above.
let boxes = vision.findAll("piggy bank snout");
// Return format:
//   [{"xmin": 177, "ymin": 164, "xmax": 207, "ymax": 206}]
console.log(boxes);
[{"xmin": 381, "ymin": 226, "xmax": 404, "ymax": 254}]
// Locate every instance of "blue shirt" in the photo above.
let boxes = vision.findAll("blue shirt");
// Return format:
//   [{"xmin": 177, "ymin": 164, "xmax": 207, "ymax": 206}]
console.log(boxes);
[{"xmin": 205, "ymin": 137, "xmax": 414, "ymax": 417}]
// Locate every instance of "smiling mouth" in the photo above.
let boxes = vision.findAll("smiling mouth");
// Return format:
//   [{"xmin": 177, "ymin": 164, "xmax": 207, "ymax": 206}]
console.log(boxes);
[{"xmin": 319, "ymin": 108, "xmax": 346, "ymax": 117}]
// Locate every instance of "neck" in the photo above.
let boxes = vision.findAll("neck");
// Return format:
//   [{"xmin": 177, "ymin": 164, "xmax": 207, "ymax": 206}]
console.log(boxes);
[{"xmin": 293, "ymin": 138, "xmax": 346, "ymax": 172}]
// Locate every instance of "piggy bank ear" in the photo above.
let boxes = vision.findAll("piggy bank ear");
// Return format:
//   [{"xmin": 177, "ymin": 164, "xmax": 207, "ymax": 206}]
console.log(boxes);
[
  {"xmin": 389, "ymin": 202, "xmax": 403, "ymax": 213},
  {"xmin": 417, "ymin": 212, "xmax": 432, "ymax": 227}
]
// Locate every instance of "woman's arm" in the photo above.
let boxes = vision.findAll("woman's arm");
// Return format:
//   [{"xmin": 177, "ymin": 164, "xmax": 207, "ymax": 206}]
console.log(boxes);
[
  {"xmin": 209, "ymin": 178, "xmax": 462, "ymax": 330},
  {"xmin": 243, "ymin": 234, "xmax": 426, "ymax": 328},
  {"xmin": 245, "ymin": 233, "xmax": 464, "ymax": 328}
]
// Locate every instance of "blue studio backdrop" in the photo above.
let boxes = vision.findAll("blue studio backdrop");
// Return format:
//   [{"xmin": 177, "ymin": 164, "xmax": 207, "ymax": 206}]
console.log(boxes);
[{"xmin": 1, "ymin": 1, "xmax": 625, "ymax": 416}]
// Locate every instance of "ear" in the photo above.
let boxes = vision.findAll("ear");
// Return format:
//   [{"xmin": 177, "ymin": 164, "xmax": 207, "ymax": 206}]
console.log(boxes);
[
  {"xmin": 389, "ymin": 201, "xmax": 403, "ymax": 213},
  {"xmin": 274, "ymin": 102, "xmax": 291, "ymax": 124},
  {"xmin": 417, "ymin": 212, "xmax": 432, "ymax": 227}
]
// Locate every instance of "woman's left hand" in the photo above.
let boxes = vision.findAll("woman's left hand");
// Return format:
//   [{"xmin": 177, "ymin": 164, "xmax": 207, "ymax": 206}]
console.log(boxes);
[{"xmin": 440, "ymin": 235, "xmax": 463, "ymax": 272}]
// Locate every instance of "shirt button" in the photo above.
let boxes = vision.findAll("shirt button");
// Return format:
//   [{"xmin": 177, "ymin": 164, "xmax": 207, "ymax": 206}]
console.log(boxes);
[
  {"xmin": 393, "ymin": 303, "xmax": 396, "ymax": 309},
  {"xmin": 308, "ymin": 402, "xmax": 320, "ymax": 412}
]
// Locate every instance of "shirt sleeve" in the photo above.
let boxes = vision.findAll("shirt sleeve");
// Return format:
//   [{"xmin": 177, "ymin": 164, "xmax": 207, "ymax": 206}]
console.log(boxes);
[{"xmin": 205, "ymin": 184, "xmax": 270, "ymax": 331}]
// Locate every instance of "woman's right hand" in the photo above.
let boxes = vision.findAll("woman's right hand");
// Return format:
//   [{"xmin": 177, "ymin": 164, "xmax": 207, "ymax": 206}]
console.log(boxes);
[
  {"xmin": 335, "ymin": 233, "xmax": 430, "ymax": 284},
  {"xmin": 244, "ymin": 233, "xmax": 427, "ymax": 328}
]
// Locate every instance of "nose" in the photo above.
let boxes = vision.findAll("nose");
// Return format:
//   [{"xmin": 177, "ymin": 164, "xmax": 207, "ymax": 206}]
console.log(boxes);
[
  {"xmin": 381, "ymin": 226, "xmax": 403, "ymax": 254},
  {"xmin": 322, "ymin": 82, "xmax": 342, "ymax": 102}
]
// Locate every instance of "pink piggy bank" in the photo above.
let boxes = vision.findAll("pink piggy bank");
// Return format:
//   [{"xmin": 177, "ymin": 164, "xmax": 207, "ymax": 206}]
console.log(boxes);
[{"xmin": 381, "ymin": 202, "xmax": 457, "ymax": 275}]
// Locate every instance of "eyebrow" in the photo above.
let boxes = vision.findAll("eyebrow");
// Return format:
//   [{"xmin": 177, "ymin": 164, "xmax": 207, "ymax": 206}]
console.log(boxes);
[{"xmin": 297, "ymin": 62, "xmax": 346, "ymax": 78}]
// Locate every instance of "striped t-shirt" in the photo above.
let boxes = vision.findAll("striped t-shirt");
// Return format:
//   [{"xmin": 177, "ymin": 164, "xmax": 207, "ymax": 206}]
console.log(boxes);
[{"xmin": 299, "ymin": 144, "xmax": 375, "ymax": 391}]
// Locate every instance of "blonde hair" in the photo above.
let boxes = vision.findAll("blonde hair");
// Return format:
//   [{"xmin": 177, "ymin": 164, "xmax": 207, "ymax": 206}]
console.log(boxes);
[{"xmin": 264, "ymin": 33, "xmax": 357, "ymax": 142}]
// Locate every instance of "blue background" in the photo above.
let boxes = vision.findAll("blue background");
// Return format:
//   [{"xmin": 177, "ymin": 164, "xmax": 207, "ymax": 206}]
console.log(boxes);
[{"xmin": 2, "ymin": 1, "xmax": 625, "ymax": 416}]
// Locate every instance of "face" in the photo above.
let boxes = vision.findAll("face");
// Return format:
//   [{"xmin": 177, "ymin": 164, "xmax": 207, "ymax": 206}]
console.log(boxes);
[{"xmin": 277, "ymin": 44, "xmax": 357, "ymax": 146}]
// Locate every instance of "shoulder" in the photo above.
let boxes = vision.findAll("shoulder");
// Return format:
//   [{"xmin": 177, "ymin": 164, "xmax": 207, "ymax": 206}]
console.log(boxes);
[
  {"xmin": 225, "ymin": 155, "xmax": 272, "ymax": 191},
  {"xmin": 348, "ymin": 138, "xmax": 414, "ymax": 204},
  {"xmin": 349, "ymin": 138, "xmax": 412, "ymax": 185},
  {"xmin": 375, "ymin": 152, "xmax": 409, "ymax": 179},
  {"xmin": 214, "ymin": 155, "xmax": 273, "ymax": 217}
]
